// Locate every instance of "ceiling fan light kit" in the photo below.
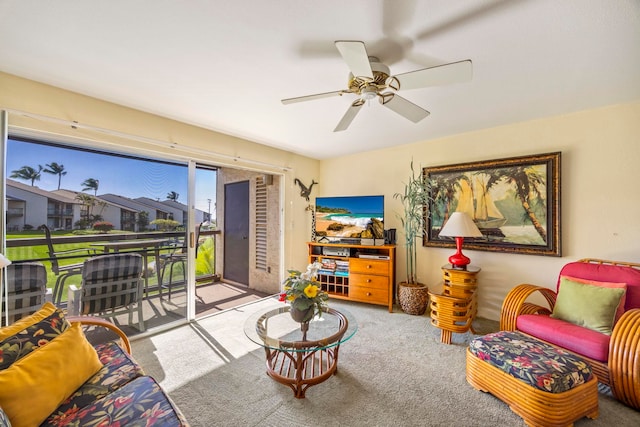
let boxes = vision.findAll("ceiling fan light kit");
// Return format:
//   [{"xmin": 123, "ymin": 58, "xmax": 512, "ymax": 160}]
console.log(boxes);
[
  {"xmin": 282, "ymin": 40, "xmax": 472, "ymax": 132},
  {"xmin": 361, "ymin": 86, "xmax": 378, "ymax": 101}
]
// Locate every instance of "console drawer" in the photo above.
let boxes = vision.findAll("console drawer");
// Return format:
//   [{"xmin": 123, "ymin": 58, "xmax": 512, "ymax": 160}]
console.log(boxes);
[
  {"xmin": 349, "ymin": 286, "xmax": 388, "ymax": 305},
  {"xmin": 349, "ymin": 258, "xmax": 389, "ymax": 276},
  {"xmin": 349, "ymin": 273, "xmax": 389, "ymax": 290}
]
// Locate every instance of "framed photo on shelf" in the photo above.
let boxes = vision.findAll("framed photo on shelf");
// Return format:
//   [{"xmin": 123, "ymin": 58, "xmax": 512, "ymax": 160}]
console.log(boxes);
[{"xmin": 424, "ymin": 152, "xmax": 561, "ymax": 256}]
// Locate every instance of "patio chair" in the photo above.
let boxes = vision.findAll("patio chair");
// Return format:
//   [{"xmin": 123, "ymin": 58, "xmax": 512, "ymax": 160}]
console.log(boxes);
[
  {"xmin": 1, "ymin": 262, "xmax": 51, "ymax": 326},
  {"xmin": 68, "ymin": 253, "xmax": 145, "ymax": 331},
  {"xmin": 159, "ymin": 223, "xmax": 203, "ymax": 300},
  {"xmin": 41, "ymin": 225, "xmax": 96, "ymax": 304}
]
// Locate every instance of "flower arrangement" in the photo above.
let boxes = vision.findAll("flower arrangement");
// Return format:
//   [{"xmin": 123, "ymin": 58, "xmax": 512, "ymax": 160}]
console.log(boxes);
[{"xmin": 279, "ymin": 262, "xmax": 329, "ymax": 321}]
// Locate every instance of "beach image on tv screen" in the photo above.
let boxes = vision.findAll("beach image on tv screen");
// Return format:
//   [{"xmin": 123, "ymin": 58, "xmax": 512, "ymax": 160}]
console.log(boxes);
[{"xmin": 315, "ymin": 195, "xmax": 384, "ymax": 238}]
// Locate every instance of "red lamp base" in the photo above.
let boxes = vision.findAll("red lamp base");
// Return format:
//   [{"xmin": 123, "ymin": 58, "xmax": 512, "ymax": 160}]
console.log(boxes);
[{"xmin": 448, "ymin": 236, "xmax": 471, "ymax": 269}]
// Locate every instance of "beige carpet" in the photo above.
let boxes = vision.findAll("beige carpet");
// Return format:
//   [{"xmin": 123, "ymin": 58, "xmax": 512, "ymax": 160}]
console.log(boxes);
[{"xmin": 131, "ymin": 297, "xmax": 640, "ymax": 427}]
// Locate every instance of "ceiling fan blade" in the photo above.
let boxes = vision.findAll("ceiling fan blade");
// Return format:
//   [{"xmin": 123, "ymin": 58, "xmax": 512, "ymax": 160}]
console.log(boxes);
[
  {"xmin": 391, "ymin": 60, "xmax": 472, "ymax": 91},
  {"xmin": 281, "ymin": 90, "xmax": 345, "ymax": 105},
  {"xmin": 415, "ymin": 0, "xmax": 512, "ymax": 42},
  {"xmin": 380, "ymin": 94, "xmax": 429, "ymax": 123},
  {"xmin": 334, "ymin": 100, "xmax": 364, "ymax": 132},
  {"xmin": 335, "ymin": 41, "xmax": 373, "ymax": 79},
  {"xmin": 382, "ymin": 0, "xmax": 417, "ymax": 36}
]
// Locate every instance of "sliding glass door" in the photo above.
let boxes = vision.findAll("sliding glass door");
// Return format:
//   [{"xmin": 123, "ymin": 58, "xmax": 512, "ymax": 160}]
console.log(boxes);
[
  {"xmin": 1, "ymin": 134, "xmax": 210, "ymax": 332},
  {"xmin": 192, "ymin": 164, "xmax": 218, "ymax": 319}
]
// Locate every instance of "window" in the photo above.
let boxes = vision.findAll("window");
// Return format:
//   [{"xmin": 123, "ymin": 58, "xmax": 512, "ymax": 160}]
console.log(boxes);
[{"xmin": 6, "ymin": 137, "xmax": 190, "ymax": 233}]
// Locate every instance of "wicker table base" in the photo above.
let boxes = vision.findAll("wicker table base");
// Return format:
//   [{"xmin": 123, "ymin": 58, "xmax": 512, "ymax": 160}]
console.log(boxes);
[
  {"xmin": 466, "ymin": 348, "xmax": 599, "ymax": 427},
  {"xmin": 264, "ymin": 344, "xmax": 340, "ymax": 398},
  {"xmin": 245, "ymin": 306, "xmax": 355, "ymax": 399}
]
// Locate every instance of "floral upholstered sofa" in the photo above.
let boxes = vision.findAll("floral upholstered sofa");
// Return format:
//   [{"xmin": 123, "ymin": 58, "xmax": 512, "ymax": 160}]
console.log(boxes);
[{"xmin": 0, "ymin": 302, "xmax": 189, "ymax": 427}]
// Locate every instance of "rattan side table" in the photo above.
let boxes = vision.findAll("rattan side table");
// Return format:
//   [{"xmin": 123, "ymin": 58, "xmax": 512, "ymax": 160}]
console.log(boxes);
[{"xmin": 429, "ymin": 264, "xmax": 480, "ymax": 344}]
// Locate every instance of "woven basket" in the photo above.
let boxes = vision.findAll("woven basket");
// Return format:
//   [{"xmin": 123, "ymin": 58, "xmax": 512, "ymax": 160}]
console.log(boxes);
[{"xmin": 398, "ymin": 282, "xmax": 429, "ymax": 315}]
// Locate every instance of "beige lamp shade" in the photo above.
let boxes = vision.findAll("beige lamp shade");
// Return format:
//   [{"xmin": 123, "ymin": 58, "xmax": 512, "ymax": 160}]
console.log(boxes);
[{"xmin": 439, "ymin": 212, "xmax": 483, "ymax": 238}]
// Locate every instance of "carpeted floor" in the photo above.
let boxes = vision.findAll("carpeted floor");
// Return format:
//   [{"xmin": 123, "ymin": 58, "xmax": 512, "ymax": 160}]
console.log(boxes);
[{"xmin": 131, "ymin": 298, "xmax": 640, "ymax": 427}]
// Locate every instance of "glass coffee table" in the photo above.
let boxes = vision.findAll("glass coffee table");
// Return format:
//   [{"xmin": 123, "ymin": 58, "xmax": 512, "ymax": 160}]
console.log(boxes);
[{"xmin": 244, "ymin": 305, "xmax": 357, "ymax": 398}]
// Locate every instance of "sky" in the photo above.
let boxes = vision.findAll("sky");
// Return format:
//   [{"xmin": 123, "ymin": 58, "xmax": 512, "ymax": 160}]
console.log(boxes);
[
  {"xmin": 7, "ymin": 139, "xmax": 217, "ymax": 215},
  {"xmin": 315, "ymin": 195, "xmax": 384, "ymax": 215}
]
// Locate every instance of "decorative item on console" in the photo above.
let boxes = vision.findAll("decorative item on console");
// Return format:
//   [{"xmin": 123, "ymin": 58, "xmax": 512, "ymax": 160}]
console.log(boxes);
[
  {"xmin": 296, "ymin": 177, "xmax": 319, "ymax": 241},
  {"xmin": 384, "ymin": 228, "xmax": 397, "ymax": 245},
  {"xmin": 306, "ymin": 205, "xmax": 317, "ymax": 242}
]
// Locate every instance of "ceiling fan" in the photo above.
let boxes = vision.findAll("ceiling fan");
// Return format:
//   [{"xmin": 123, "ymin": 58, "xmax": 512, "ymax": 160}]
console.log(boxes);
[{"xmin": 282, "ymin": 40, "xmax": 473, "ymax": 132}]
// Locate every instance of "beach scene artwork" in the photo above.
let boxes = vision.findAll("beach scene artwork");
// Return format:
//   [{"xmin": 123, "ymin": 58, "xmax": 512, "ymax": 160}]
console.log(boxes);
[
  {"xmin": 425, "ymin": 152, "xmax": 560, "ymax": 256},
  {"xmin": 315, "ymin": 195, "xmax": 384, "ymax": 238}
]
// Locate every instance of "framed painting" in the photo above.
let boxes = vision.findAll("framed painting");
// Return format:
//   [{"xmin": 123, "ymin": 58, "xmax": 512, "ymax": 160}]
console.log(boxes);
[{"xmin": 424, "ymin": 152, "xmax": 561, "ymax": 256}]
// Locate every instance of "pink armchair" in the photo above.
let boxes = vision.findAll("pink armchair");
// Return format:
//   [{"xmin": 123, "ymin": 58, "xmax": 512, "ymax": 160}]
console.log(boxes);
[{"xmin": 499, "ymin": 258, "xmax": 640, "ymax": 409}]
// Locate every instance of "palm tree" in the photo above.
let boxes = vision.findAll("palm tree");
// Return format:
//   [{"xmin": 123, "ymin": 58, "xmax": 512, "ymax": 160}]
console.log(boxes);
[
  {"xmin": 75, "ymin": 193, "xmax": 96, "ymax": 224},
  {"xmin": 10, "ymin": 165, "xmax": 43, "ymax": 186},
  {"xmin": 166, "ymin": 191, "xmax": 179, "ymax": 201},
  {"xmin": 431, "ymin": 173, "xmax": 467, "ymax": 226},
  {"xmin": 486, "ymin": 166, "xmax": 547, "ymax": 242},
  {"xmin": 81, "ymin": 178, "xmax": 100, "ymax": 196},
  {"xmin": 43, "ymin": 162, "xmax": 67, "ymax": 190}
]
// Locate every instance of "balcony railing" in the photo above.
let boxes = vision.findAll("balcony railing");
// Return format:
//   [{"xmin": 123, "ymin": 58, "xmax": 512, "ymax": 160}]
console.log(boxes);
[
  {"xmin": 6, "ymin": 229, "xmax": 220, "ymax": 302},
  {"xmin": 3, "ymin": 228, "xmax": 279, "ymax": 337},
  {"xmin": 47, "ymin": 208, "xmax": 74, "ymax": 215}
]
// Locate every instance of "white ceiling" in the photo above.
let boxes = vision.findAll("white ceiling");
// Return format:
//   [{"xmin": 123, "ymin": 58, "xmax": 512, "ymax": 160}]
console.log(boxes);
[{"xmin": 1, "ymin": 0, "xmax": 639, "ymax": 160}]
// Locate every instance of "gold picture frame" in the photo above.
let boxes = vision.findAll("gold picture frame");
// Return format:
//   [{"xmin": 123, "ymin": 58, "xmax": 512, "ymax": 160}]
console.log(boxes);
[{"xmin": 424, "ymin": 152, "xmax": 561, "ymax": 256}]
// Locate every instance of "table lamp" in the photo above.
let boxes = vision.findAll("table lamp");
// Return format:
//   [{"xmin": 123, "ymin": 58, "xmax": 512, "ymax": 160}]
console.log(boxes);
[
  {"xmin": 438, "ymin": 212, "xmax": 482, "ymax": 269},
  {"xmin": 0, "ymin": 253, "xmax": 12, "ymax": 326}
]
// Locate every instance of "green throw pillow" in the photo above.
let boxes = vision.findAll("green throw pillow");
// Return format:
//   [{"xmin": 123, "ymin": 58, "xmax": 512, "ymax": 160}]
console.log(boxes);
[{"xmin": 551, "ymin": 278, "xmax": 626, "ymax": 335}]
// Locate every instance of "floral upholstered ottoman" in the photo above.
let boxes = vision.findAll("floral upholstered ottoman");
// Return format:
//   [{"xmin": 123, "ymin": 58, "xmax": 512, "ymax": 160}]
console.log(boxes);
[{"xmin": 466, "ymin": 331, "xmax": 599, "ymax": 427}]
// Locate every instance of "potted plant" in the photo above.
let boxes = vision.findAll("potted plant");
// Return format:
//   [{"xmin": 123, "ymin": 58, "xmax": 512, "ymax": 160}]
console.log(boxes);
[
  {"xmin": 393, "ymin": 160, "xmax": 433, "ymax": 315},
  {"xmin": 279, "ymin": 261, "xmax": 329, "ymax": 323}
]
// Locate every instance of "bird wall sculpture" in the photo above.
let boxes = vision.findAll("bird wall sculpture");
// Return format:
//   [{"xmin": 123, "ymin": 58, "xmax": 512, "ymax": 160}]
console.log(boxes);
[{"xmin": 294, "ymin": 178, "xmax": 317, "ymax": 201}]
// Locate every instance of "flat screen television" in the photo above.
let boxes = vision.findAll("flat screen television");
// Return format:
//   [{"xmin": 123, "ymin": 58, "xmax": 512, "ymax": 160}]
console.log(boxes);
[{"xmin": 314, "ymin": 195, "xmax": 384, "ymax": 239}]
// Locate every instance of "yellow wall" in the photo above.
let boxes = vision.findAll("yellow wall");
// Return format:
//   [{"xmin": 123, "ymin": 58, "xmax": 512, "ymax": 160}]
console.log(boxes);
[
  {"xmin": 319, "ymin": 102, "xmax": 640, "ymax": 319},
  {"xmin": 3, "ymin": 72, "xmax": 639, "ymax": 320}
]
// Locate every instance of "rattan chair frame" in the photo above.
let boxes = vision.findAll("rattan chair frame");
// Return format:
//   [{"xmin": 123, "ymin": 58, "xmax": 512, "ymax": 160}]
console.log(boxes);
[
  {"xmin": 67, "ymin": 315, "xmax": 132, "ymax": 354},
  {"xmin": 499, "ymin": 258, "xmax": 640, "ymax": 409}
]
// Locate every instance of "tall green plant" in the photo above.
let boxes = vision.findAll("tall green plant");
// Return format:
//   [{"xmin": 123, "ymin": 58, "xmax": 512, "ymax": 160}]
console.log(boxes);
[{"xmin": 394, "ymin": 160, "xmax": 433, "ymax": 284}]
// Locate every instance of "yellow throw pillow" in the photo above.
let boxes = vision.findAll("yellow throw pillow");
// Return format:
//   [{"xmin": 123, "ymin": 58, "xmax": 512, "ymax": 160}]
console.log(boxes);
[
  {"xmin": 0, "ymin": 322, "xmax": 103, "ymax": 427},
  {"xmin": 0, "ymin": 302, "xmax": 57, "ymax": 341}
]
